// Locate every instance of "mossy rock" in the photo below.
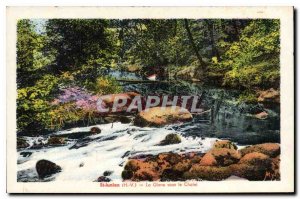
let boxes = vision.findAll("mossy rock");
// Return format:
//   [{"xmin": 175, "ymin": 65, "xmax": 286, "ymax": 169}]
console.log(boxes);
[
  {"xmin": 17, "ymin": 137, "xmax": 29, "ymax": 149},
  {"xmin": 161, "ymin": 168, "xmax": 184, "ymax": 181},
  {"xmin": 36, "ymin": 159, "xmax": 62, "ymax": 179},
  {"xmin": 121, "ymin": 170, "xmax": 133, "ymax": 180},
  {"xmin": 204, "ymin": 148, "xmax": 241, "ymax": 166},
  {"xmin": 124, "ymin": 160, "xmax": 141, "ymax": 172},
  {"xmin": 159, "ymin": 133, "xmax": 181, "ymax": 146},
  {"xmin": 47, "ymin": 137, "xmax": 66, "ymax": 146},
  {"xmin": 90, "ymin": 127, "xmax": 101, "ymax": 134},
  {"xmin": 133, "ymin": 169, "xmax": 159, "ymax": 181},
  {"xmin": 239, "ymin": 152, "xmax": 272, "ymax": 167},
  {"xmin": 239, "ymin": 143, "xmax": 280, "ymax": 158},
  {"xmin": 172, "ymin": 159, "xmax": 192, "ymax": 172},
  {"xmin": 213, "ymin": 140, "xmax": 237, "ymax": 150},
  {"xmin": 183, "ymin": 165, "xmax": 232, "ymax": 181},
  {"xmin": 229, "ymin": 163, "xmax": 270, "ymax": 181},
  {"xmin": 162, "ymin": 153, "xmax": 182, "ymax": 165},
  {"xmin": 134, "ymin": 106, "xmax": 192, "ymax": 127},
  {"xmin": 199, "ymin": 153, "xmax": 217, "ymax": 166}
]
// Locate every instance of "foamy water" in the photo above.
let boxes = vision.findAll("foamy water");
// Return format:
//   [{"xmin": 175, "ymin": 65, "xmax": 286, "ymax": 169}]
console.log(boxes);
[{"xmin": 17, "ymin": 122, "xmax": 243, "ymax": 182}]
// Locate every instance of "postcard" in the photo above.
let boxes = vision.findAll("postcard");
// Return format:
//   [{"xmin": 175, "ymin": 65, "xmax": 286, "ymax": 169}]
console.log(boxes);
[{"xmin": 6, "ymin": 6, "xmax": 294, "ymax": 193}]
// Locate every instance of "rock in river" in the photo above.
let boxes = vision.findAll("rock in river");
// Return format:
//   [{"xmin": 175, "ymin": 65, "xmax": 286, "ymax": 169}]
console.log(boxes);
[
  {"xmin": 258, "ymin": 88, "xmax": 280, "ymax": 104},
  {"xmin": 17, "ymin": 137, "xmax": 29, "ymax": 149},
  {"xmin": 134, "ymin": 106, "xmax": 193, "ymax": 127},
  {"xmin": 158, "ymin": 133, "xmax": 181, "ymax": 146},
  {"xmin": 239, "ymin": 143, "xmax": 280, "ymax": 158},
  {"xmin": 200, "ymin": 148, "xmax": 241, "ymax": 167},
  {"xmin": 254, "ymin": 111, "xmax": 268, "ymax": 120},
  {"xmin": 213, "ymin": 140, "xmax": 238, "ymax": 150},
  {"xmin": 36, "ymin": 159, "xmax": 62, "ymax": 179},
  {"xmin": 47, "ymin": 137, "xmax": 66, "ymax": 146},
  {"xmin": 90, "ymin": 127, "xmax": 101, "ymax": 134},
  {"xmin": 183, "ymin": 165, "xmax": 232, "ymax": 181}
]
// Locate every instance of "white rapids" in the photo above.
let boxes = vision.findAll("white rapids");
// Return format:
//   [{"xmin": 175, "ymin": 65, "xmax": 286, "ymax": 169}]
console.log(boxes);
[{"xmin": 17, "ymin": 122, "xmax": 238, "ymax": 182}]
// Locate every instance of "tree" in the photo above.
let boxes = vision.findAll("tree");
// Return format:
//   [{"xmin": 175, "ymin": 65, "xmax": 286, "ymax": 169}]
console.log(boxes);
[
  {"xmin": 219, "ymin": 19, "xmax": 280, "ymax": 89},
  {"xmin": 17, "ymin": 20, "xmax": 39, "ymax": 87},
  {"xmin": 45, "ymin": 19, "xmax": 113, "ymax": 78}
]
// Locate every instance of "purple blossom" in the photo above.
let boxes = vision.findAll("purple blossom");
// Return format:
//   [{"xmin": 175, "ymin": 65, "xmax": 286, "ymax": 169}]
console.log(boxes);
[{"xmin": 52, "ymin": 86, "xmax": 99, "ymax": 111}]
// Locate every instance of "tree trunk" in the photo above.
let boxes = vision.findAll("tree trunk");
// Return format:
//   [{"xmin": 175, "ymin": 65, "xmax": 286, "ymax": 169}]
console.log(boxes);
[
  {"xmin": 184, "ymin": 19, "xmax": 206, "ymax": 69},
  {"xmin": 204, "ymin": 20, "xmax": 220, "ymax": 59}
]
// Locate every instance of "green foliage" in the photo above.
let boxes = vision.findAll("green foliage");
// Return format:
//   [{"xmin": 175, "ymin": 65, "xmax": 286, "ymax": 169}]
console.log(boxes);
[
  {"xmin": 218, "ymin": 20, "xmax": 280, "ymax": 89},
  {"xmin": 17, "ymin": 20, "xmax": 54, "ymax": 87},
  {"xmin": 17, "ymin": 75, "xmax": 59, "ymax": 133},
  {"xmin": 91, "ymin": 76, "xmax": 123, "ymax": 95},
  {"xmin": 45, "ymin": 19, "xmax": 114, "ymax": 74},
  {"xmin": 238, "ymin": 91, "xmax": 259, "ymax": 104},
  {"xmin": 48, "ymin": 102, "xmax": 85, "ymax": 130}
]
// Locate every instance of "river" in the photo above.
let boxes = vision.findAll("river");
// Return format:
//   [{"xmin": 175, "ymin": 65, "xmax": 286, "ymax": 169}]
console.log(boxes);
[{"xmin": 17, "ymin": 70, "xmax": 280, "ymax": 182}]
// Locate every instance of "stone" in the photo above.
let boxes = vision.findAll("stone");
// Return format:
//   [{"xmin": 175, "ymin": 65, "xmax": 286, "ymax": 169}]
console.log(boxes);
[
  {"xmin": 229, "ymin": 163, "xmax": 270, "ymax": 181},
  {"xmin": 258, "ymin": 88, "xmax": 280, "ymax": 104},
  {"xmin": 103, "ymin": 170, "xmax": 113, "ymax": 176},
  {"xmin": 134, "ymin": 106, "xmax": 193, "ymax": 127},
  {"xmin": 239, "ymin": 143, "xmax": 280, "ymax": 158},
  {"xmin": 213, "ymin": 140, "xmax": 238, "ymax": 150},
  {"xmin": 90, "ymin": 127, "xmax": 101, "ymax": 134},
  {"xmin": 17, "ymin": 137, "xmax": 29, "ymax": 149},
  {"xmin": 205, "ymin": 148, "xmax": 241, "ymax": 166},
  {"xmin": 183, "ymin": 165, "xmax": 232, "ymax": 181},
  {"xmin": 159, "ymin": 133, "xmax": 181, "ymax": 145},
  {"xmin": 199, "ymin": 153, "xmax": 217, "ymax": 166},
  {"xmin": 239, "ymin": 152, "xmax": 272, "ymax": 166},
  {"xmin": 161, "ymin": 168, "xmax": 184, "ymax": 181},
  {"xmin": 97, "ymin": 176, "xmax": 111, "ymax": 182},
  {"xmin": 36, "ymin": 159, "xmax": 61, "ymax": 179},
  {"xmin": 172, "ymin": 159, "xmax": 192, "ymax": 173},
  {"xmin": 133, "ymin": 169, "xmax": 160, "ymax": 181},
  {"xmin": 47, "ymin": 137, "xmax": 66, "ymax": 146},
  {"xmin": 254, "ymin": 111, "xmax": 268, "ymax": 120},
  {"xmin": 121, "ymin": 170, "xmax": 134, "ymax": 180}
]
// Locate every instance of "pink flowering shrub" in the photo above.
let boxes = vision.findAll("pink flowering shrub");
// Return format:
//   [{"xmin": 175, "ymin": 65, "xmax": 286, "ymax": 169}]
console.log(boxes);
[
  {"xmin": 49, "ymin": 86, "xmax": 101, "ymax": 129},
  {"xmin": 52, "ymin": 86, "xmax": 98, "ymax": 111}
]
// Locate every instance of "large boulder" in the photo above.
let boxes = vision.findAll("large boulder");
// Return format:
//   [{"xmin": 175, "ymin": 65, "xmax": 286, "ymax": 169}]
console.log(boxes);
[
  {"xmin": 229, "ymin": 152, "xmax": 274, "ymax": 181},
  {"xmin": 200, "ymin": 148, "xmax": 241, "ymax": 167},
  {"xmin": 269, "ymin": 156, "xmax": 280, "ymax": 180},
  {"xmin": 199, "ymin": 153, "xmax": 217, "ymax": 166},
  {"xmin": 123, "ymin": 159, "xmax": 160, "ymax": 181},
  {"xmin": 134, "ymin": 106, "xmax": 193, "ymax": 127},
  {"xmin": 122, "ymin": 152, "xmax": 203, "ymax": 181},
  {"xmin": 183, "ymin": 165, "xmax": 232, "ymax": 181},
  {"xmin": 239, "ymin": 152, "xmax": 272, "ymax": 166},
  {"xmin": 229, "ymin": 163, "xmax": 269, "ymax": 181},
  {"xmin": 36, "ymin": 159, "xmax": 62, "ymax": 179},
  {"xmin": 258, "ymin": 88, "xmax": 280, "ymax": 104},
  {"xmin": 239, "ymin": 143, "xmax": 280, "ymax": 158}
]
